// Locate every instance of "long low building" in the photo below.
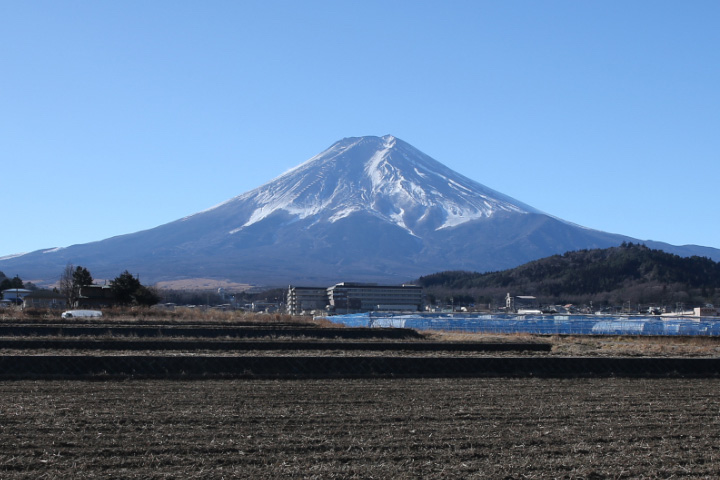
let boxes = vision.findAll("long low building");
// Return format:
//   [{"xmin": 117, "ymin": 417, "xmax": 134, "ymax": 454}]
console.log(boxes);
[{"xmin": 287, "ymin": 282, "xmax": 423, "ymax": 315}]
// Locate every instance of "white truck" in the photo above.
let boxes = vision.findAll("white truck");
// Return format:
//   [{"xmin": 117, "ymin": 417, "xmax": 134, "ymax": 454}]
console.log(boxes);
[{"xmin": 61, "ymin": 310, "xmax": 103, "ymax": 318}]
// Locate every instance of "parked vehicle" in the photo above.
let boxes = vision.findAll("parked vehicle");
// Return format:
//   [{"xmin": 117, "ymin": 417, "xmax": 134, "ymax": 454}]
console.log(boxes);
[{"xmin": 61, "ymin": 310, "xmax": 103, "ymax": 318}]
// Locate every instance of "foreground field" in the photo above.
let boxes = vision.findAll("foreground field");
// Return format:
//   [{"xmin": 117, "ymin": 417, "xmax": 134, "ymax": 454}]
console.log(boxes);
[
  {"xmin": 1, "ymin": 378, "xmax": 719, "ymax": 478},
  {"xmin": 2, "ymin": 316, "xmax": 720, "ymax": 378},
  {"xmin": 2, "ymin": 314, "xmax": 719, "ymax": 477}
]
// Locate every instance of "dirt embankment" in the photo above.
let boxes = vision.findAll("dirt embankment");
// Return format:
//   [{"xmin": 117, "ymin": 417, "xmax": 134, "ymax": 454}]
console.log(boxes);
[{"xmin": 1, "ymin": 317, "xmax": 720, "ymax": 378}]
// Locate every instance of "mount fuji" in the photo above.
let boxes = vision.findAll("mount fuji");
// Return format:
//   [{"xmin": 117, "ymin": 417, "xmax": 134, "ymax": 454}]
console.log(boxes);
[{"xmin": 3, "ymin": 135, "xmax": 718, "ymax": 287}]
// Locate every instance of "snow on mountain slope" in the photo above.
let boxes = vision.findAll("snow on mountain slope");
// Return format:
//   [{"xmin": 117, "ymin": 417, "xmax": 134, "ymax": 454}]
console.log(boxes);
[
  {"xmin": 194, "ymin": 135, "xmax": 541, "ymax": 237},
  {"xmin": 2, "ymin": 134, "xmax": 718, "ymax": 287}
]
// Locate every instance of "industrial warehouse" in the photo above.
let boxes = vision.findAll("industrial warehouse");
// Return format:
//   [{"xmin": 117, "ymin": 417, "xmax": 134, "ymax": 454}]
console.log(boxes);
[{"xmin": 287, "ymin": 282, "xmax": 423, "ymax": 315}]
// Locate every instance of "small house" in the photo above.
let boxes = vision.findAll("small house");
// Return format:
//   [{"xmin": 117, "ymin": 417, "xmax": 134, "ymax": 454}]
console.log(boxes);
[
  {"xmin": 1, "ymin": 288, "xmax": 33, "ymax": 304},
  {"xmin": 77, "ymin": 285, "xmax": 117, "ymax": 308},
  {"xmin": 23, "ymin": 290, "xmax": 66, "ymax": 309}
]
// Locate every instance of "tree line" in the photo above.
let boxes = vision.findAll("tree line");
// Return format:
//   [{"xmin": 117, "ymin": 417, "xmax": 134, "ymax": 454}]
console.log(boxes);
[
  {"xmin": 1, "ymin": 266, "xmax": 159, "ymax": 307},
  {"xmin": 59, "ymin": 265, "xmax": 159, "ymax": 307},
  {"xmin": 0, "ymin": 272, "xmax": 25, "ymax": 292},
  {"xmin": 417, "ymin": 243, "xmax": 720, "ymax": 308}
]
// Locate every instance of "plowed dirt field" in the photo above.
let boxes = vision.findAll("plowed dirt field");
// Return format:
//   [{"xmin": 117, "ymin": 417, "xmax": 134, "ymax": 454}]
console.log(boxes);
[
  {"xmin": 2, "ymin": 316, "xmax": 720, "ymax": 477},
  {"xmin": 2, "ymin": 378, "xmax": 719, "ymax": 478}
]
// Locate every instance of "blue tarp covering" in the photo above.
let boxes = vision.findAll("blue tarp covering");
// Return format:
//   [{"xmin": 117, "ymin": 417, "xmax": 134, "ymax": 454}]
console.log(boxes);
[{"xmin": 328, "ymin": 313, "xmax": 720, "ymax": 336}]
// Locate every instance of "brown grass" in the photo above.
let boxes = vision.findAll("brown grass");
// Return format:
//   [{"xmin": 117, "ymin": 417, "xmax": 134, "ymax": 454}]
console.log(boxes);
[
  {"xmin": 423, "ymin": 330, "xmax": 720, "ymax": 357},
  {"xmin": 3, "ymin": 307, "xmax": 720, "ymax": 357},
  {"xmin": 0, "ymin": 306, "xmax": 325, "ymax": 326}
]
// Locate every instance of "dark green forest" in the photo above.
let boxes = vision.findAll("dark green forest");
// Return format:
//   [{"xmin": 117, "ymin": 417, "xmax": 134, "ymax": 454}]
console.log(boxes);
[{"xmin": 417, "ymin": 243, "xmax": 720, "ymax": 309}]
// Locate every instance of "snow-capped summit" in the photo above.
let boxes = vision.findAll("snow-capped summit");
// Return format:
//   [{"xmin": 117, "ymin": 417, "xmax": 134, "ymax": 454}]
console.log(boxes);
[
  {"xmin": 202, "ymin": 135, "xmax": 539, "ymax": 237},
  {"xmin": 2, "ymin": 135, "xmax": 717, "ymax": 286}
]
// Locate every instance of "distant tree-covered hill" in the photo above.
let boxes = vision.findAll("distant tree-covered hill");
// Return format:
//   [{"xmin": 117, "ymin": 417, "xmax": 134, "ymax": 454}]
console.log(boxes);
[{"xmin": 417, "ymin": 243, "xmax": 720, "ymax": 309}]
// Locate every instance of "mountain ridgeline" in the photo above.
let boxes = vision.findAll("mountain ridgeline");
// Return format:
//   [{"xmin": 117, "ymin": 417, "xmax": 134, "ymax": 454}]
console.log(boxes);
[
  {"xmin": 1, "ymin": 135, "xmax": 719, "ymax": 287},
  {"xmin": 417, "ymin": 243, "xmax": 720, "ymax": 308}
]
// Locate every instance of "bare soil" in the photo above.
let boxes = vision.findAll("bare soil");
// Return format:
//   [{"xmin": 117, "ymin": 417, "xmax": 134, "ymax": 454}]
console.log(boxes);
[
  {"xmin": 1, "ymin": 378, "xmax": 719, "ymax": 478},
  {"xmin": 2, "ymin": 318, "xmax": 720, "ymax": 378},
  {"xmin": 2, "ymin": 315, "xmax": 720, "ymax": 477}
]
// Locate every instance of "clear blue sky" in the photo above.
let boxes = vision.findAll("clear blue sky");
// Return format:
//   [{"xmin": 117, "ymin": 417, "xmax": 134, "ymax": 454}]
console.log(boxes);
[{"xmin": 2, "ymin": 0, "xmax": 719, "ymax": 258}]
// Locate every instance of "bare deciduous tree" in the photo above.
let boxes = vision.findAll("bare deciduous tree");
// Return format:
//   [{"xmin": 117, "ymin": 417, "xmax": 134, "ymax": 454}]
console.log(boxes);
[
  {"xmin": 59, "ymin": 263, "xmax": 76, "ymax": 307},
  {"xmin": 59, "ymin": 264, "xmax": 94, "ymax": 307}
]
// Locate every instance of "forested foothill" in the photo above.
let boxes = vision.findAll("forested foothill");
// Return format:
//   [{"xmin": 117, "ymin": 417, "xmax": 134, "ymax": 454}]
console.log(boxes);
[{"xmin": 418, "ymin": 243, "xmax": 720, "ymax": 310}]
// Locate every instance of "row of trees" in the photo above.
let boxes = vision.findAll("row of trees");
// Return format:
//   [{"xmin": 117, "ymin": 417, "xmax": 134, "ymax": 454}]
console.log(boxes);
[
  {"xmin": 0, "ymin": 272, "xmax": 39, "ymax": 292},
  {"xmin": 2, "ymin": 266, "xmax": 159, "ymax": 308},
  {"xmin": 0, "ymin": 272, "xmax": 25, "ymax": 291},
  {"xmin": 58, "ymin": 265, "xmax": 159, "ymax": 307}
]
